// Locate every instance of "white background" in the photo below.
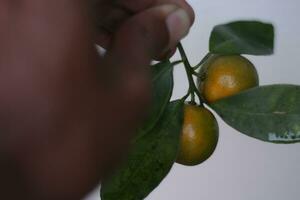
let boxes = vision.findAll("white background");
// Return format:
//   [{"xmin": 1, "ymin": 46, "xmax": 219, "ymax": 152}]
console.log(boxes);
[{"xmin": 85, "ymin": 0, "xmax": 300, "ymax": 199}]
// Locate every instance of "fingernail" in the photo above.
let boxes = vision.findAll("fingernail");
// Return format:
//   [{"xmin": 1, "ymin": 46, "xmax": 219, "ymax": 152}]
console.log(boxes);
[{"xmin": 166, "ymin": 9, "xmax": 191, "ymax": 47}]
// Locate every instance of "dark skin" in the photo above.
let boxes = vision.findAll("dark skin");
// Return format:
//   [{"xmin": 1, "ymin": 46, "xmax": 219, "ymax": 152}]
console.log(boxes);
[{"xmin": 0, "ymin": 0, "xmax": 194, "ymax": 199}]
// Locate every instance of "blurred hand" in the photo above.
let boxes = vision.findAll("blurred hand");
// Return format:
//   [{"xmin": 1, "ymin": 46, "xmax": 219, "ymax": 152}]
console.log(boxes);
[
  {"xmin": 92, "ymin": 0, "xmax": 195, "ymax": 58},
  {"xmin": 0, "ymin": 0, "xmax": 194, "ymax": 199}
]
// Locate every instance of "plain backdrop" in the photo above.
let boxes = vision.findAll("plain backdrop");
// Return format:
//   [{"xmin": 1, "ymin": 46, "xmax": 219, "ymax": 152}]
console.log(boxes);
[{"xmin": 85, "ymin": 0, "xmax": 300, "ymax": 199}]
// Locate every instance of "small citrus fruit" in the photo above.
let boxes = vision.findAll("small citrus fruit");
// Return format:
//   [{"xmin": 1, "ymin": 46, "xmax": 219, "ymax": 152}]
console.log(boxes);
[
  {"xmin": 176, "ymin": 104, "xmax": 219, "ymax": 166},
  {"xmin": 198, "ymin": 55, "xmax": 259, "ymax": 103}
]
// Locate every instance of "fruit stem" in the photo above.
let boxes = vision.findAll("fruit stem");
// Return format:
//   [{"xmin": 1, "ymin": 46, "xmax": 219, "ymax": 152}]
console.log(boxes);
[
  {"xmin": 191, "ymin": 70, "xmax": 200, "ymax": 76},
  {"xmin": 192, "ymin": 52, "xmax": 212, "ymax": 70},
  {"xmin": 177, "ymin": 43, "xmax": 204, "ymax": 105},
  {"xmin": 191, "ymin": 92, "xmax": 195, "ymax": 102},
  {"xmin": 170, "ymin": 60, "xmax": 184, "ymax": 66}
]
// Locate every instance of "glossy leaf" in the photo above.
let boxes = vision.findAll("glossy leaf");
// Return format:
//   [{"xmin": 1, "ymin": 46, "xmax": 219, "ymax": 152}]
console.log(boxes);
[
  {"xmin": 209, "ymin": 21, "xmax": 274, "ymax": 55},
  {"xmin": 137, "ymin": 61, "xmax": 174, "ymax": 136},
  {"xmin": 101, "ymin": 100, "xmax": 184, "ymax": 200},
  {"xmin": 210, "ymin": 85, "xmax": 300, "ymax": 143}
]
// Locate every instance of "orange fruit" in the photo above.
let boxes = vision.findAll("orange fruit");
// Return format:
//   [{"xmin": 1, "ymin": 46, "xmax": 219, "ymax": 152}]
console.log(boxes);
[
  {"xmin": 176, "ymin": 104, "xmax": 219, "ymax": 166},
  {"xmin": 198, "ymin": 55, "xmax": 259, "ymax": 103}
]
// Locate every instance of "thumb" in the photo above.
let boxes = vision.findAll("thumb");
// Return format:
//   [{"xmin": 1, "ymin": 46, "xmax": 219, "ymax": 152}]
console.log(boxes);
[
  {"xmin": 104, "ymin": 4, "xmax": 192, "ymax": 69},
  {"xmin": 100, "ymin": 4, "xmax": 192, "ymax": 124}
]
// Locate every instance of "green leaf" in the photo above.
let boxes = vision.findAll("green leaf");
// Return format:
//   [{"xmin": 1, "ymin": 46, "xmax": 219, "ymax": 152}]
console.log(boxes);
[
  {"xmin": 137, "ymin": 60, "xmax": 174, "ymax": 136},
  {"xmin": 210, "ymin": 85, "xmax": 300, "ymax": 144},
  {"xmin": 209, "ymin": 21, "xmax": 274, "ymax": 55},
  {"xmin": 101, "ymin": 100, "xmax": 184, "ymax": 200}
]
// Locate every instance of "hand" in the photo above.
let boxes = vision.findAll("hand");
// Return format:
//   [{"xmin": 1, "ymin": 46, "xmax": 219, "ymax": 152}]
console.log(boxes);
[
  {"xmin": 91, "ymin": 0, "xmax": 195, "ymax": 58},
  {"xmin": 0, "ymin": 0, "xmax": 194, "ymax": 199}
]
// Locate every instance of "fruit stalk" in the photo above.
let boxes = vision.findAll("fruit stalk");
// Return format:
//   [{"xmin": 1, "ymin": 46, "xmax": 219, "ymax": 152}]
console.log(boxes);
[
  {"xmin": 193, "ymin": 52, "xmax": 212, "ymax": 70},
  {"xmin": 177, "ymin": 43, "xmax": 204, "ymax": 105}
]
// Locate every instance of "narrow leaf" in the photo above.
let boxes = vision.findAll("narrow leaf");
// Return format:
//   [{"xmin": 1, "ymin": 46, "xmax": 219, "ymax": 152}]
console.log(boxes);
[
  {"xmin": 209, "ymin": 21, "xmax": 274, "ymax": 55},
  {"xmin": 137, "ymin": 61, "xmax": 174, "ymax": 136},
  {"xmin": 210, "ymin": 85, "xmax": 300, "ymax": 143},
  {"xmin": 101, "ymin": 100, "xmax": 184, "ymax": 200}
]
